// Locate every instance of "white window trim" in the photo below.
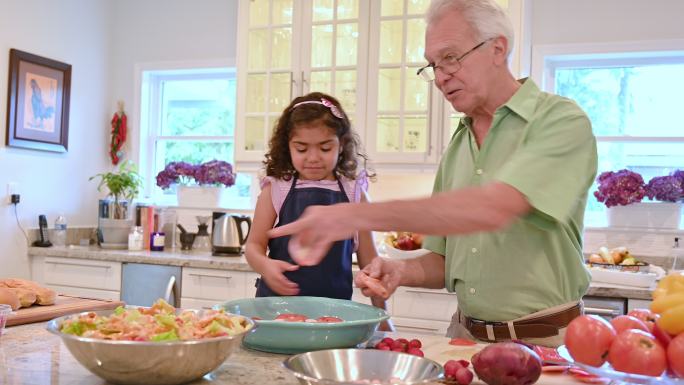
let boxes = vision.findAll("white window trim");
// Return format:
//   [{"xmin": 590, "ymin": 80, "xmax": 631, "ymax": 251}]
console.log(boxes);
[
  {"xmin": 532, "ymin": 39, "xmax": 684, "ymax": 146},
  {"xmin": 532, "ymin": 40, "xmax": 684, "ymax": 231},
  {"xmin": 132, "ymin": 59, "xmax": 241, "ymax": 205}
]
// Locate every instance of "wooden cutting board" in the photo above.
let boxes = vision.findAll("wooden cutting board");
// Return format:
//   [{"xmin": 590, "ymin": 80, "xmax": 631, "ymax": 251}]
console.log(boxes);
[{"xmin": 6, "ymin": 295, "xmax": 125, "ymax": 327}]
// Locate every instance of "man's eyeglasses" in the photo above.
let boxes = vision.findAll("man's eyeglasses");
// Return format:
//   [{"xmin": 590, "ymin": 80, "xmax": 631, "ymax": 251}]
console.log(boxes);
[{"xmin": 416, "ymin": 39, "xmax": 491, "ymax": 82}]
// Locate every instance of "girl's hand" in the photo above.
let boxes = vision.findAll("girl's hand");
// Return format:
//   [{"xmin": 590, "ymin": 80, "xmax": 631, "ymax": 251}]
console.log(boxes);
[{"xmin": 261, "ymin": 260, "xmax": 300, "ymax": 296}]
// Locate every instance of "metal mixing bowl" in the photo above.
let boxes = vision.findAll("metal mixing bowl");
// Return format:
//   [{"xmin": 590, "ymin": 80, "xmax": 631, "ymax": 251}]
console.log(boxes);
[
  {"xmin": 47, "ymin": 308, "xmax": 255, "ymax": 385},
  {"xmin": 283, "ymin": 348, "xmax": 444, "ymax": 385}
]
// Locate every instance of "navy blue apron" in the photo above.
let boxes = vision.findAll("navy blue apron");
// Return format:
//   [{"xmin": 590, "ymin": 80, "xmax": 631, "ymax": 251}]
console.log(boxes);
[{"xmin": 255, "ymin": 175, "xmax": 354, "ymax": 299}]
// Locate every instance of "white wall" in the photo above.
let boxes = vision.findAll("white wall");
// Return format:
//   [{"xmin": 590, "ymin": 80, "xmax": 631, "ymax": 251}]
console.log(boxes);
[
  {"xmin": 0, "ymin": 0, "xmax": 112, "ymax": 278},
  {"xmin": 0, "ymin": 0, "xmax": 239, "ymax": 278},
  {"xmin": 531, "ymin": 0, "xmax": 684, "ymax": 45}
]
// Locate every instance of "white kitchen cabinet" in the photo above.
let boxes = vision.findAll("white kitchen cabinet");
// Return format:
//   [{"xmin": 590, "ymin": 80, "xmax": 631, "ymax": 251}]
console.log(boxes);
[
  {"xmin": 30, "ymin": 256, "xmax": 121, "ymax": 301},
  {"xmin": 627, "ymin": 298, "xmax": 652, "ymax": 313},
  {"xmin": 180, "ymin": 267, "xmax": 260, "ymax": 309},
  {"xmin": 235, "ymin": 0, "xmax": 370, "ymax": 163},
  {"xmin": 390, "ymin": 286, "xmax": 458, "ymax": 335}
]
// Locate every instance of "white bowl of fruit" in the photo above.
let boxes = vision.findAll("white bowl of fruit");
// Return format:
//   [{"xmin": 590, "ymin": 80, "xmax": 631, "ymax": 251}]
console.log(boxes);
[{"xmin": 383, "ymin": 232, "xmax": 430, "ymax": 259}]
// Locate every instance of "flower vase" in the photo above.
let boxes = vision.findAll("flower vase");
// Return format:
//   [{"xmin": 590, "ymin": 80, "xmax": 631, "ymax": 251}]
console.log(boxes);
[
  {"xmin": 607, "ymin": 202, "xmax": 682, "ymax": 229},
  {"xmin": 177, "ymin": 186, "xmax": 229, "ymax": 208}
]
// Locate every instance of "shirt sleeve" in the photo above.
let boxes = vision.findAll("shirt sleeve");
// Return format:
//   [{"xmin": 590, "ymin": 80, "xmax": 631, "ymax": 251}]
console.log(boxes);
[
  {"xmin": 494, "ymin": 99, "xmax": 598, "ymax": 224},
  {"xmin": 352, "ymin": 170, "xmax": 369, "ymax": 203}
]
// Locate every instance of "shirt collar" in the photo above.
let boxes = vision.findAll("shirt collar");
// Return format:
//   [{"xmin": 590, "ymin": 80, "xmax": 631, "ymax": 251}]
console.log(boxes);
[{"xmin": 502, "ymin": 77, "xmax": 540, "ymax": 122}]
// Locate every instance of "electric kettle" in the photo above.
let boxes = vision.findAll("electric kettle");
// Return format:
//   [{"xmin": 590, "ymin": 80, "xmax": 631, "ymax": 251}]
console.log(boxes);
[{"xmin": 211, "ymin": 212, "xmax": 252, "ymax": 256}]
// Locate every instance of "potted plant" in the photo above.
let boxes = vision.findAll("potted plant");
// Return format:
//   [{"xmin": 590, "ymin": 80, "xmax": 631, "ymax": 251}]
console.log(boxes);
[
  {"xmin": 595, "ymin": 169, "xmax": 683, "ymax": 229},
  {"xmin": 90, "ymin": 160, "xmax": 144, "ymax": 219},
  {"xmin": 156, "ymin": 160, "xmax": 236, "ymax": 208},
  {"xmin": 90, "ymin": 161, "xmax": 143, "ymax": 248}
]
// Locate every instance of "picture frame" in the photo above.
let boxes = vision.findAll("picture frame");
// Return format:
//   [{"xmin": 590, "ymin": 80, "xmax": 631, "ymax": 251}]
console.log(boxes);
[{"xmin": 5, "ymin": 49, "xmax": 71, "ymax": 152}]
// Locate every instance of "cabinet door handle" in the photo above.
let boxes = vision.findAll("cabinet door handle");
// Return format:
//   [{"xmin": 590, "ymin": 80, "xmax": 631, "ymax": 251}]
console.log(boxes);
[
  {"xmin": 164, "ymin": 275, "xmax": 179, "ymax": 307},
  {"xmin": 45, "ymin": 261, "xmax": 111, "ymax": 269},
  {"xmin": 584, "ymin": 307, "xmax": 621, "ymax": 317},
  {"xmin": 188, "ymin": 273, "xmax": 232, "ymax": 280}
]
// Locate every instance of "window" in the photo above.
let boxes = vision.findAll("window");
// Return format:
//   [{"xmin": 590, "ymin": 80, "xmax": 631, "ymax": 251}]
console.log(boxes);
[
  {"xmin": 538, "ymin": 46, "xmax": 684, "ymax": 227},
  {"xmin": 139, "ymin": 67, "xmax": 252, "ymax": 208}
]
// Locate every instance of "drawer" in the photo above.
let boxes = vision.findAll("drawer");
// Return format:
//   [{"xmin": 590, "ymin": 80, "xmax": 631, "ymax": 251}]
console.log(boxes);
[
  {"xmin": 180, "ymin": 297, "xmax": 223, "ymax": 310},
  {"xmin": 392, "ymin": 316, "xmax": 450, "ymax": 335},
  {"xmin": 182, "ymin": 267, "xmax": 247, "ymax": 302},
  {"xmin": 48, "ymin": 285, "xmax": 120, "ymax": 301},
  {"xmin": 392, "ymin": 287, "xmax": 458, "ymax": 322},
  {"xmin": 41, "ymin": 257, "xmax": 121, "ymax": 291}
]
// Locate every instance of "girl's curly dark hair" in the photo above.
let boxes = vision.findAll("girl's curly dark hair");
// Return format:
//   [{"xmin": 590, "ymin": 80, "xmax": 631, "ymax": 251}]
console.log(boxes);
[{"xmin": 263, "ymin": 92, "xmax": 374, "ymax": 181}]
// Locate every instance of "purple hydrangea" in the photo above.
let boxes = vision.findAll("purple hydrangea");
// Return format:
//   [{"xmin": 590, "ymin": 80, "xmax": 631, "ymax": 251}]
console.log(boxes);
[
  {"xmin": 156, "ymin": 160, "xmax": 235, "ymax": 190},
  {"xmin": 645, "ymin": 174, "xmax": 683, "ymax": 202},
  {"xmin": 594, "ymin": 169, "xmax": 646, "ymax": 207},
  {"xmin": 194, "ymin": 160, "xmax": 236, "ymax": 187},
  {"xmin": 673, "ymin": 170, "xmax": 684, "ymax": 192}
]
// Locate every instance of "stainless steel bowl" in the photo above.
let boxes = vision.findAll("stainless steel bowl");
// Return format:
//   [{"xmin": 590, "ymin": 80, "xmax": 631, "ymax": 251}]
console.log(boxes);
[
  {"xmin": 283, "ymin": 348, "xmax": 444, "ymax": 385},
  {"xmin": 47, "ymin": 309, "xmax": 255, "ymax": 385}
]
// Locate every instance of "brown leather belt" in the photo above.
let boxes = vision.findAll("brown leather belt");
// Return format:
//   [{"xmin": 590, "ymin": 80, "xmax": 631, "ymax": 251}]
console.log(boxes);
[{"xmin": 460, "ymin": 303, "xmax": 582, "ymax": 341}]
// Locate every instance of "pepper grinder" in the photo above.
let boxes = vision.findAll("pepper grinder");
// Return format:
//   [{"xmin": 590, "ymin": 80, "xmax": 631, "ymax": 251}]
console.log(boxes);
[
  {"xmin": 672, "ymin": 237, "xmax": 683, "ymax": 272},
  {"xmin": 193, "ymin": 216, "xmax": 211, "ymax": 251}
]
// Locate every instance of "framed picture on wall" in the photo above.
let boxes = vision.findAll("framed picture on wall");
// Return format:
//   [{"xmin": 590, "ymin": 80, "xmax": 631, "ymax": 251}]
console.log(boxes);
[{"xmin": 5, "ymin": 49, "xmax": 71, "ymax": 152}]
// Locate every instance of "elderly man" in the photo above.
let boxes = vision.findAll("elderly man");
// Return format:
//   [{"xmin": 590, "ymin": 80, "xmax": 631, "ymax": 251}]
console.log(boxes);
[{"xmin": 270, "ymin": 0, "xmax": 597, "ymax": 347}]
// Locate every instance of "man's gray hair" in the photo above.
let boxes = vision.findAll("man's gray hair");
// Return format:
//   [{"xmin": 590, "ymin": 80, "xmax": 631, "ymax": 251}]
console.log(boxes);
[{"xmin": 426, "ymin": 0, "xmax": 514, "ymax": 58}]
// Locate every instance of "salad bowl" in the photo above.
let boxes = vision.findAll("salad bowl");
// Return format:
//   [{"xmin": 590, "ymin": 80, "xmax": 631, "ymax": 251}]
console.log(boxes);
[{"xmin": 47, "ymin": 305, "xmax": 255, "ymax": 385}]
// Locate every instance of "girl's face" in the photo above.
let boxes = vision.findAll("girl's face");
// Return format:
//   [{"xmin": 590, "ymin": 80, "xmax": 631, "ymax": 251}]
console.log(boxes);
[{"xmin": 288, "ymin": 121, "xmax": 340, "ymax": 181}]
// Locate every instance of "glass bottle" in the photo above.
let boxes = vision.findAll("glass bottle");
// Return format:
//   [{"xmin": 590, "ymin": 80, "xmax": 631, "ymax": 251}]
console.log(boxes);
[
  {"xmin": 128, "ymin": 226, "xmax": 144, "ymax": 251},
  {"xmin": 53, "ymin": 214, "xmax": 67, "ymax": 246}
]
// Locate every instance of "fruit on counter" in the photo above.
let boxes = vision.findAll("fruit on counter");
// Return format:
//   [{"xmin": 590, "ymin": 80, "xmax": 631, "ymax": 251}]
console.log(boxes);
[
  {"xmin": 652, "ymin": 322, "xmax": 673, "ymax": 348},
  {"xmin": 650, "ymin": 272, "xmax": 684, "ymax": 335},
  {"xmin": 607, "ymin": 329, "xmax": 667, "ymax": 377},
  {"xmin": 609, "ymin": 315, "xmax": 649, "ymax": 335},
  {"xmin": 385, "ymin": 231, "xmax": 423, "ymax": 251},
  {"xmin": 565, "ymin": 315, "xmax": 616, "ymax": 366},
  {"xmin": 369, "ymin": 337, "xmax": 424, "ymax": 357},
  {"xmin": 668, "ymin": 333, "xmax": 684, "ymax": 377},
  {"xmin": 471, "ymin": 342, "xmax": 542, "ymax": 385},
  {"xmin": 652, "ymin": 271, "xmax": 684, "ymax": 300},
  {"xmin": 444, "ymin": 359, "xmax": 474, "ymax": 385},
  {"xmin": 587, "ymin": 246, "xmax": 644, "ymax": 266},
  {"xmin": 0, "ymin": 278, "xmax": 56, "ymax": 307},
  {"xmin": 626, "ymin": 308, "xmax": 659, "ymax": 332}
]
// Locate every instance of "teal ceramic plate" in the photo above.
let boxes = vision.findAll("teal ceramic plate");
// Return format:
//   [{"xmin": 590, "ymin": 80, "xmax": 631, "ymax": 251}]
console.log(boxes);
[{"xmin": 218, "ymin": 297, "xmax": 389, "ymax": 354}]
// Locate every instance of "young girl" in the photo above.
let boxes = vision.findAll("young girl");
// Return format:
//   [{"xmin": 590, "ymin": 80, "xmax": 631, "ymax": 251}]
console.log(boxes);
[{"xmin": 245, "ymin": 92, "xmax": 391, "ymax": 324}]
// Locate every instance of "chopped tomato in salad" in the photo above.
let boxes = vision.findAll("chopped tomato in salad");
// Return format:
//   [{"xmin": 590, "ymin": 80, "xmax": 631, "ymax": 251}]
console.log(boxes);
[{"xmin": 59, "ymin": 299, "xmax": 252, "ymax": 341}]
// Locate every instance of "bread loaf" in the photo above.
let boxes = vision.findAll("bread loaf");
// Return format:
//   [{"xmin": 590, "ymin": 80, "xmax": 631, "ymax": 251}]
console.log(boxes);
[
  {"xmin": 7, "ymin": 287, "xmax": 37, "ymax": 308},
  {"xmin": 0, "ymin": 287, "xmax": 21, "ymax": 310},
  {"xmin": 0, "ymin": 278, "xmax": 56, "ymax": 305}
]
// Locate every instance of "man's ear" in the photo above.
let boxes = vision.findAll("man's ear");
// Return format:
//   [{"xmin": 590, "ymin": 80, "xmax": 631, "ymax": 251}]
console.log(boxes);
[{"xmin": 491, "ymin": 35, "xmax": 509, "ymax": 65}]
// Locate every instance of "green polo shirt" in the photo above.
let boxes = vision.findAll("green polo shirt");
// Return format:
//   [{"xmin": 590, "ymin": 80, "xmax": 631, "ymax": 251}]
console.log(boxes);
[{"xmin": 422, "ymin": 78, "xmax": 597, "ymax": 322}]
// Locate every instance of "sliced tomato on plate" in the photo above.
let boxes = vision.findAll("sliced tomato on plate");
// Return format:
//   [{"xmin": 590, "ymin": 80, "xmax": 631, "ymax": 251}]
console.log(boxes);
[
  {"xmin": 568, "ymin": 368, "xmax": 611, "ymax": 384},
  {"xmin": 315, "ymin": 316, "xmax": 343, "ymax": 323},
  {"xmin": 274, "ymin": 313, "xmax": 308, "ymax": 322}
]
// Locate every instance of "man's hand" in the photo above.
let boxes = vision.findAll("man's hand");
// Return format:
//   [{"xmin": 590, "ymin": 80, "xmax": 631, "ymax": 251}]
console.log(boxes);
[
  {"xmin": 261, "ymin": 260, "xmax": 300, "ymax": 296},
  {"xmin": 354, "ymin": 257, "xmax": 405, "ymax": 300},
  {"xmin": 269, "ymin": 204, "xmax": 356, "ymax": 266}
]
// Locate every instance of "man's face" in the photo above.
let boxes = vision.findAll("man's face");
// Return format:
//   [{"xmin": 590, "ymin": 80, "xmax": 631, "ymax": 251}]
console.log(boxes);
[{"xmin": 424, "ymin": 11, "xmax": 490, "ymax": 114}]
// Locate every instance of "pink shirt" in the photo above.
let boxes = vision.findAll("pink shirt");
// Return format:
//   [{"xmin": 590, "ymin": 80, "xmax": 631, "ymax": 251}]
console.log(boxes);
[{"xmin": 260, "ymin": 171, "xmax": 368, "ymax": 250}]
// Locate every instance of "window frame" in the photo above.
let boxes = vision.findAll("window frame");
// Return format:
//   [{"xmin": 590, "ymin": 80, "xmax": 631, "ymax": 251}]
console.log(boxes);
[
  {"xmin": 532, "ymin": 40, "xmax": 684, "ymax": 227},
  {"xmin": 134, "ymin": 60, "xmax": 251, "ymax": 208}
]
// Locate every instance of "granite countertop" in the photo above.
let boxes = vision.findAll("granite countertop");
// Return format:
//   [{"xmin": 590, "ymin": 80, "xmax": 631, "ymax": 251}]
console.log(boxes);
[
  {"xmin": 0, "ymin": 322, "xmax": 298, "ymax": 385},
  {"xmin": 28, "ymin": 246, "xmax": 654, "ymax": 300},
  {"xmin": 0, "ymin": 322, "xmax": 575, "ymax": 385}
]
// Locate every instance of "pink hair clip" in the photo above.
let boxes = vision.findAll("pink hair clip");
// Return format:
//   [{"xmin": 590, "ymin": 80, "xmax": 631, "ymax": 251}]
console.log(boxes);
[{"xmin": 291, "ymin": 98, "xmax": 344, "ymax": 119}]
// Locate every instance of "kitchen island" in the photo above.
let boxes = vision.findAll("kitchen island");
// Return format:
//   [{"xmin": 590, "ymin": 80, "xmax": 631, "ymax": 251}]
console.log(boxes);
[{"xmin": 1, "ymin": 322, "xmax": 578, "ymax": 385}]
